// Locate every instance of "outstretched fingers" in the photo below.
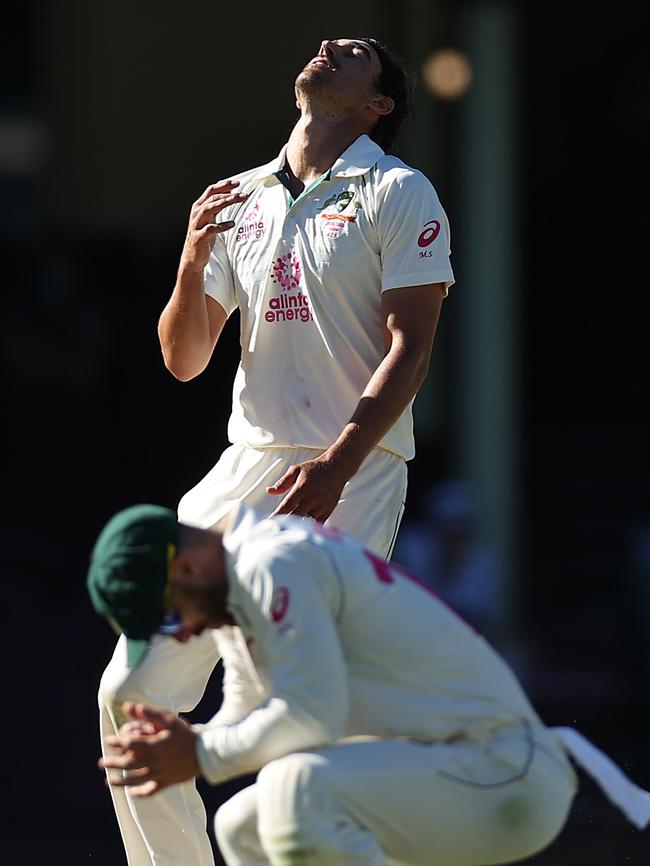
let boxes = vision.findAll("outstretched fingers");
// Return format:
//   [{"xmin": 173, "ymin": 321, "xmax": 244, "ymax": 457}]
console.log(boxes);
[
  {"xmin": 195, "ymin": 179, "xmax": 240, "ymax": 206},
  {"xmin": 267, "ymin": 466, "xmax": 299, "ymax": 496},
  {"xmin": 181, "ymin": 179, "xmax": 247, "ymax": 270},
  {"xmin": 267, "ymin": 466, "xmax": 304, "ymax": 516},
  {"xmin": 192, "ymin": 189, "xmax": 248, "ymax": 231}
]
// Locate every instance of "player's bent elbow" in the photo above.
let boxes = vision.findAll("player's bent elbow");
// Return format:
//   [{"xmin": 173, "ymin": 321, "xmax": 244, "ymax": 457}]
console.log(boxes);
[
  {"xmin": 162, "ymin": 352, "xmax": 207, "ymax": 382},
  {"xmin": 167, "ymin": 365, "xmax": 201, "ymax": 383}
]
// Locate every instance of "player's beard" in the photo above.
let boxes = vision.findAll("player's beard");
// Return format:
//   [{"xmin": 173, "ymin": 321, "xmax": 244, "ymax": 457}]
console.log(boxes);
[
  {"xmin": 176, "ymin": 581, "xmax": 234, "ymax": 628},
  {"xmin": 295, "ymin": 66, "xmax": 342, "ymax": 111}
]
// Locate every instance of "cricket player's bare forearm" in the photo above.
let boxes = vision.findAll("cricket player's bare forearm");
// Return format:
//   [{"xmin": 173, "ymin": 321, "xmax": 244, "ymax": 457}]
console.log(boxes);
[
  {"xmin": 158, "ymin": 266, "xmax": 227, "ymax": 381},
  {"xmin": 158, "ymin": 179, "xmax": 243, "ymax": 380},
  {"xmin": 323, "ymin": 282, "xmax": 445, "ymax": 478},
  {"xmin": 323, "ymin": 339, "xmax": 431, "ymax": 477}
]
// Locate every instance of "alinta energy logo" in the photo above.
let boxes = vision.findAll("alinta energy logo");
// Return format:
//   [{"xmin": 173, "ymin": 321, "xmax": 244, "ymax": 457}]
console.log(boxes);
[
  {"xmin": 236, "ymin": 202, "xmax": 265, "ymax": 243},
  {"xmin": 267, "ymin": 251, "xmax": 313, "ymax": 324}
]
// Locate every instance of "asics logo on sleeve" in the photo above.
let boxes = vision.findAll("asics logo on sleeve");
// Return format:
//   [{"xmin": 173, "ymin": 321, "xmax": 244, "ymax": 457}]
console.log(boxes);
[{"xmin": 417, "ymin": 220, "xmax": 441, "ymax": 247}]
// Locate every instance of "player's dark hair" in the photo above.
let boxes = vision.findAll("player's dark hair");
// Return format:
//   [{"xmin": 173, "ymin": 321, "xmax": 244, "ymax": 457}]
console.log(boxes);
[{"xmin": 362, "ymin": 37, "xmax": 416, "ymax": 153}]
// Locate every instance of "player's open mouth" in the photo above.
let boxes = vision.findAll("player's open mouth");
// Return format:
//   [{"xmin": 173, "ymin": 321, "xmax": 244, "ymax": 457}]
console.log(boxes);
[{"xmin": 310, "ymin": 57, "xmax": 336, "ymax": 70}]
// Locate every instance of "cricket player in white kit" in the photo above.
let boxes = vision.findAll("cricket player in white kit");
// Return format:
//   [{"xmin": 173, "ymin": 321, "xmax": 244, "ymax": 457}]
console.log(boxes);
[
  {"xmin": 98, "ymin": 37, "xmax": 455, "ymax": 866},
  {"xmin": 90, "ymin": 504, "xmax": 650, "ymax": 866}
]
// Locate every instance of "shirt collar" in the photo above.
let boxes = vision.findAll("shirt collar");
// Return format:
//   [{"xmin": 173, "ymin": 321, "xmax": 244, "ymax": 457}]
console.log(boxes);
[
  {"xmin": 246, "ymin": 145, "xmax": 289, "ymax": 188},
  {"xmin": 247, "ymin": 134, "xmax": 384, "ymax": 187},
  {"xmin": 330, "ymin": 134, "xmax": 385, "ymax": 177}
]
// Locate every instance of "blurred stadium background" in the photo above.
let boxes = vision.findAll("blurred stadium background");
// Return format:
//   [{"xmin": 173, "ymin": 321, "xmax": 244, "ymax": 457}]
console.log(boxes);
[{"xmin": 2, "ymin": 1, "xmax": 648, "ymax": 863}]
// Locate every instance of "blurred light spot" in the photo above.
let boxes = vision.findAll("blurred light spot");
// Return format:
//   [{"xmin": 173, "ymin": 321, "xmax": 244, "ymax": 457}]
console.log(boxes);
[
  {"xmin": 422, "ymin": 49, "xmax": 473, "ymax": 101},
  {"xmin": 0, "ymin": 117, "xmax": 47, "ymax": 173}
]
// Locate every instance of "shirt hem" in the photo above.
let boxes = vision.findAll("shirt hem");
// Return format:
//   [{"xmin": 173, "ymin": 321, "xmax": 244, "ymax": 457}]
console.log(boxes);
[{"xmin": 382, "ymin": 272, "xmax": 455, "ymax": 294}]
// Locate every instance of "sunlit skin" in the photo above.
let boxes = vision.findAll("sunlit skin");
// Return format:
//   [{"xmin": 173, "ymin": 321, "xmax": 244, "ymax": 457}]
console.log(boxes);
[
  {"xmin": 293, "ymin": 39, "xmax": 394, "ymax": 139},
  {"xmin": 100, "ymin": 701, "xmax": 199, "ymax": 797},
  {"xmin": 276, "ymin": 39, "xmax": 395, "ymax": 218}
]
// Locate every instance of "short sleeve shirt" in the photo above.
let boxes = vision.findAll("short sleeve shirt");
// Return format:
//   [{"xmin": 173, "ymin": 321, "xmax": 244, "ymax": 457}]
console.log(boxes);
[{"xmin": 204, "ymin": 134, "xmax": 455, "ymax": 460}]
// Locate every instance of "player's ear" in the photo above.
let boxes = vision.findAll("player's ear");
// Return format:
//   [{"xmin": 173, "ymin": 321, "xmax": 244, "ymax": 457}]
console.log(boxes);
[{"xmin": 369, "ymin": 94, "xmax": 394, "ymax": 117}]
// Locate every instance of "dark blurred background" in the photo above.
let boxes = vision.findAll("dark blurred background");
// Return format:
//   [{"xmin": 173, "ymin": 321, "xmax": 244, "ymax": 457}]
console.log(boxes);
[{"xmin": 2, "ymin": 2, "xmax": 649, "ymax": 864}]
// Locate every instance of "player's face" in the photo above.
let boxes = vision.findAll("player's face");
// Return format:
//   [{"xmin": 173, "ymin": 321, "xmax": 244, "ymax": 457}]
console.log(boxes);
[
  {"xmin": 166, "ymin": 544, "xmax": 233, "ymax": 640},
  {"xmin": 297, "ymin": 38, "xmax": 384, "ymax": 107},
  {"xmin": 166, "ymin": 589, "xmax": 232, "ymax": 642}
]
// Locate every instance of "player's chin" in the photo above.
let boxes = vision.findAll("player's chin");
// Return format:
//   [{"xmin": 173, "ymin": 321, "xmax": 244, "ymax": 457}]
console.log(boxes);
[{"xmin": 296, "ymin": 67, "xmax": 329, "ymax": 87}]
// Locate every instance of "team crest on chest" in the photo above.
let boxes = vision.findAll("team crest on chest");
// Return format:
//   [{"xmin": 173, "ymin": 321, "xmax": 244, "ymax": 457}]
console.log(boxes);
[{"xmin": 318, "ymin": 190, "xmax": 363, "ymax": 238}]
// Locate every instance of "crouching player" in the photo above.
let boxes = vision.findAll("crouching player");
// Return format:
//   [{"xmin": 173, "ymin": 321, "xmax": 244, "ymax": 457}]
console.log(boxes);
[{"xmin": 89, "ymin": 504, "xmax": 650, "ymax": 866}]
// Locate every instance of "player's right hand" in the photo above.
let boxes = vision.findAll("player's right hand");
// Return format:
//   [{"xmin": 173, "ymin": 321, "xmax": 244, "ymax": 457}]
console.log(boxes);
[
  {"xmin": 179, "ymin": 180, "xmax": 248, "ymax": 273},
  {"xmin": 99, "ymin": 701, "xmax": 200, "ymax": 797}
]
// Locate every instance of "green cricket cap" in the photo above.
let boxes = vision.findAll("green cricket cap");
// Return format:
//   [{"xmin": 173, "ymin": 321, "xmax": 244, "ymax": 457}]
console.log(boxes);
[{"xmin": 87, "ymin": 504, "xmax": 179, "ymax": 668}]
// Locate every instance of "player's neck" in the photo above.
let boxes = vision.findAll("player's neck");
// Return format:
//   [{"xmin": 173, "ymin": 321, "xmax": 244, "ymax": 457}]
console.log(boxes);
[{"xmin": 286, "ymin": 112, "xmax": 368, "ymax": 187}]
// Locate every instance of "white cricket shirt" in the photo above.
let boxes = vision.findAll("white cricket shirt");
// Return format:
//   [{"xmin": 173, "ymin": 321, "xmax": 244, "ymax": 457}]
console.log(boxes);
[
  {"xmin": 204, "ymin": 135, "xmax": 455, "ymax": 460},
  {"xmin": 196, "ymin": 508, "xmax": 541, "ymax": 784}
]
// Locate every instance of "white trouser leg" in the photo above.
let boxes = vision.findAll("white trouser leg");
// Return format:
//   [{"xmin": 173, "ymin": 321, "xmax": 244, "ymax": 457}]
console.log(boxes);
[
  {"xmin": 214, "ymin": 780, "xmax": 387, "ymax": 866},
  {"xmin": 178, "ymin": 443, "xmax": 407, "ymax": 559},
  {"xmin": 214, "ymin": 784, "xmax": 269, "ymax": 866},
  {"xmin": 213, "ymin": 781, "xmax": 418, "ymax": 866},
  {"xmin": 225, "ymin": 730, "xmax": 576, "ymax": 866},
  {"xmin": 98, "ymin": 632, "xmax": 220, "ymax": 866},
  {"xmin": 327, "ymin": 447, "xmax": 407, "ymax": 559},
  {"xmin": 100, "ymin": 699, "xmax": 152, "ymax": 865}
]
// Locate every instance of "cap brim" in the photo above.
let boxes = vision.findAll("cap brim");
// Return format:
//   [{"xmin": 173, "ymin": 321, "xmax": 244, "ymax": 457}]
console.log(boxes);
[{"xmin": 125, "ymin": 637, "xmax": 151, "ymax": 669}]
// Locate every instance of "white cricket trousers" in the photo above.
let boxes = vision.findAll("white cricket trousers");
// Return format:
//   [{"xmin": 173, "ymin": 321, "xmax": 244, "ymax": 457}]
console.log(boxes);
[
  {"xmin": 98, "ymin": 444, "xmax": 407, "ymax": 866},
  {"xmin": 215, "ymin": 722, "xmax": 578, "ymax": 866}
]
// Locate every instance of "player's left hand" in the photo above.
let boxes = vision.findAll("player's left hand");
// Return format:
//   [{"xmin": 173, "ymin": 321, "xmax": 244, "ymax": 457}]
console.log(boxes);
[
  {"xmin": 267, "ymin": 456, "xmax": 348, "ymax": 522},
  {"xmin": 99, "ymin": 702, "xmax": 200, "ymax": 797}
]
